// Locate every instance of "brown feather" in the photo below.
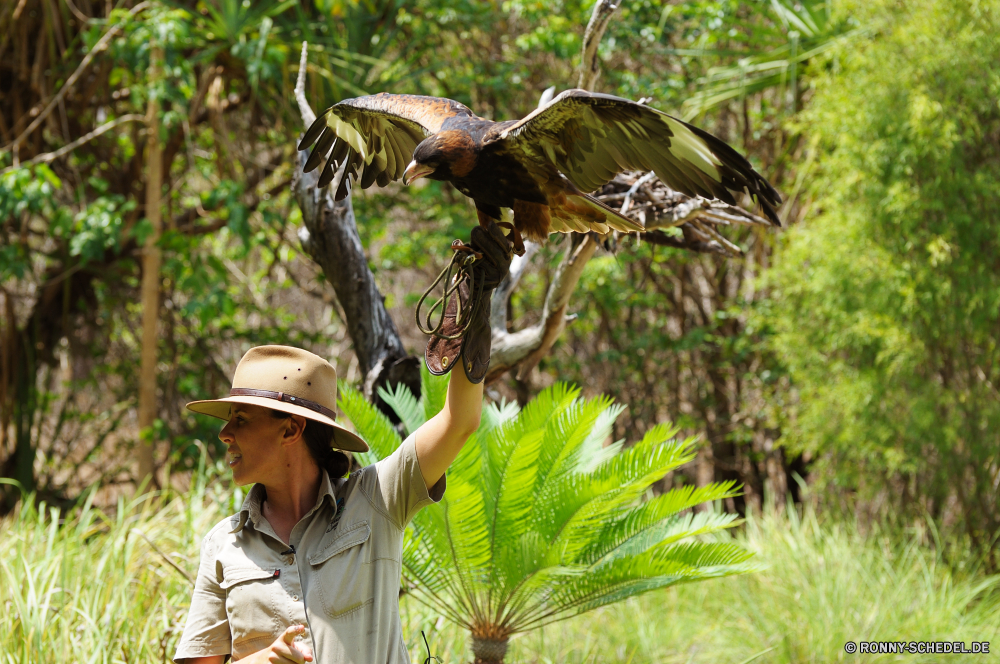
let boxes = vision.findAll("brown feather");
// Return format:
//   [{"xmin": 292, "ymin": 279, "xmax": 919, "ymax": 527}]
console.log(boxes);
[
  {"xmin": 430, "ymin": 130, "xmax": 478, "ymax": 177},
  {"xmin": 489, "ymin": 89, "xmax": 782, "ymax": 226},
  {"xmin": 513, "ymin": 200, "xmax": 551, "ymax": 243}
]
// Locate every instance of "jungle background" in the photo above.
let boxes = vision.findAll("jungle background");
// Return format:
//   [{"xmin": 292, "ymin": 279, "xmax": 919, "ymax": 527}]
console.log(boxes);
[{"xmin": 2, "ymin": 0, "xmax": 1000, "ymax": 662}]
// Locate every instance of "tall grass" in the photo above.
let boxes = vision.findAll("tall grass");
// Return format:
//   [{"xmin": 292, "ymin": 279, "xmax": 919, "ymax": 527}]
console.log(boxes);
[
  {"xmin": 0, "ymin": 454, "xmax": 237, "ymax": 664},
  {"xmin": 2, "ymin": 464, "xmax": 998, "ymax": 664}
]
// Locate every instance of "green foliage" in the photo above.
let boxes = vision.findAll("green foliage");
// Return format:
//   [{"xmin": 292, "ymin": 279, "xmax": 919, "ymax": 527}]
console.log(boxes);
[
  {"xmin": 0, "ymin": 448, "xmax": 236, "ymax": 664},
  {"xmin": 401, "ymin": 503, "xmax": 1000, "ymax": 663},
  {"xmin": 680, "ymin": 0, "xmax": 862, "ymax": 119},
  {"xmin": 340, "ymin": 377, "xmax": 753, "ymax": 639},
  {"xmin": 0, "ymin": 165, "xmax": 63, "ymax": 280},
  {"xmin": 3, "ymin": 0, "xmax": 812, "ymax": 507},
  {"xmin": 766, "ymin": 0, "xmax": 1000, "ymax": 560},
  {"xmin": 7, "ymin": 471, "xmax": 996, "ymax": 664}
]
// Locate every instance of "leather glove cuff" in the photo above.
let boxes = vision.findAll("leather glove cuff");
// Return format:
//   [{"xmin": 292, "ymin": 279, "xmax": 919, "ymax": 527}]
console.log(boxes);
[
  {"xmin": 421, "ymin": 220, "xmax": 515, "ymax": 382},
  {"xmin": 424, "ymin": 279, "xmax": 468, "ymax": 376}
]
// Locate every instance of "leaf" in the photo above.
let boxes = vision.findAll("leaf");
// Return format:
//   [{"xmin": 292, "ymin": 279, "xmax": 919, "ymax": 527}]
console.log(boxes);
[
  {"xmin": 376, "ymin": 381, "xmax": 425, "ymax": 435},
  {"xmin": 420, "ymin": 361, "xmax": 449, "ymax": 422},
  {"xmin": 403, "ymin": 385, "xmax": 753, "ymax": 637},
  {"xmin": 337, "ymin": 381, "xmax": 400, "ymax": 463}
]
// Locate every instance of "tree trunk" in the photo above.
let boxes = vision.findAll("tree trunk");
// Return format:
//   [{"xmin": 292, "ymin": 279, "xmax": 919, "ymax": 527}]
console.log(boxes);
[
  {"xmin": 137, "ymin": 46, "xmax": 162, "ymax": 488},
  {"xmin": 292, "ymin": 161, "xmax": 420, "ymax": 406},
  {"xmin": 471, "ymin": 636, "xmax": 509, "ymax": 664},
  {"xmin": 291, "ymin": 44, "xmax": 420, "ymax": 413}
]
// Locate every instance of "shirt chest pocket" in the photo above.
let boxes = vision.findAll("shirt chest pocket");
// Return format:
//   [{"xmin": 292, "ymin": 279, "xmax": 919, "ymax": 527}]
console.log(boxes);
[
  {"xmin": 309, "ymin": 520, "xmax": 374, "ymax": 619},
  {"xmin": 220, "ymin": 566, "xmax": 281, "ymax": 648}
]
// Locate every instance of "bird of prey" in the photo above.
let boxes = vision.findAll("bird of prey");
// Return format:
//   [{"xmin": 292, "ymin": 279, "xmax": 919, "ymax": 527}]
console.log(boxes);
[{"xmin": 298, "ymin": 89, "xmax": 781, "ymax": 248}]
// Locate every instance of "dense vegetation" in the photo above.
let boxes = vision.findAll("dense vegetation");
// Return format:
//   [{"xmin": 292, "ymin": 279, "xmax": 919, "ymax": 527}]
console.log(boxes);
[
  {"xmin": 2, "ymin": 0, "xmax": 1000, "ymax": 658},
  {"xmin": 344, "ymin": 369, "xmax": 755, "ymax": 656},
  {"xmin": 1, "ymin": 0, "xmax": 820, "ymax": 510},
  {"xmin": 767, "ymin": 0, "xmax": 1000, "ymax": 568},
  {"xmin": 3, "ymin": 463, "xmax": 997, "ymax": 663}
]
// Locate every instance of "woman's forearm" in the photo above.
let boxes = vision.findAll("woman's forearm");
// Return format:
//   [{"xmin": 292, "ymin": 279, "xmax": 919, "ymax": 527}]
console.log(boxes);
[
  {"xmin": 444, "ymin": 362, "xmax": 485, "ymax": 433},
  {"xmin": 414, "ymin": 366, "xmax": 484, "ymax": 487}
]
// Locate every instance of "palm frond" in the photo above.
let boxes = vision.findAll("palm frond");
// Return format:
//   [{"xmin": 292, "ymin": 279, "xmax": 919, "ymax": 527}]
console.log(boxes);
[
  {"xmin": 572, "ymin": 402, "xmax": 627, "ymax": 474},
  {"xmin": 680, "ymin": 0, "xmax": 862, "ymax": 120},
  {"xmin": 516, "ymin": 541, "xmax": 756, "ymax": 628},
  {"xmin": 401, "ymin": 381, "xmax": 755, "ymax": 645},
  {"xmin": 376, "ymin": 381, "xmax": 425, "ymax": 436},
  {"xmin": 420, "ymin": 362, "xmax": 449, "ymax": 423},
  {"xmin": 482, "ymin": 398, "xmax": 520, "ymax": 431},
  {"xmin": 337, "ymin": 380, "xmax": 400, "ymax": 463},
  {"xmin": 581, "ymin": 481, "xmax": 742, "ymax": 564}
]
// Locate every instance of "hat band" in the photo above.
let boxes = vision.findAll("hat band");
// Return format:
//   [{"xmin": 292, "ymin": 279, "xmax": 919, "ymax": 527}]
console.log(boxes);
[{"xmin": 229, "ymin": 388, "xmax": 337, "ymax": 421}]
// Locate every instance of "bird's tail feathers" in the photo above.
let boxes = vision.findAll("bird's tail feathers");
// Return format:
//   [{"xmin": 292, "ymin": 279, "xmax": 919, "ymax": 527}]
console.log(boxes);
[{"xmin": 575, "ymin": 193, "xmax": 645, "ymax": 234}]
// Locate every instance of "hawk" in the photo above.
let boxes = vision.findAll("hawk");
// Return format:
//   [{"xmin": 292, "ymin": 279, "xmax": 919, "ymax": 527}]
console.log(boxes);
[{"xmin": 298, "ymin": 90, "xmax": 780, "ymax": 248}]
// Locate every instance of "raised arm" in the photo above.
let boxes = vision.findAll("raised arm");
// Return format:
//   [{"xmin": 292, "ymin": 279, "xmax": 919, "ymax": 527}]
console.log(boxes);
[
  {"xmin": 412, "ymin": 219, "xmax": 513, "ymax": 489},
  {"xmin": 413, "ymin": 365, "xmax": 483, "ymax": 489}
]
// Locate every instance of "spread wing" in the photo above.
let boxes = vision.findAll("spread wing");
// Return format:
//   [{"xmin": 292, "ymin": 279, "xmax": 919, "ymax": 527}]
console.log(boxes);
[
  {"xmin": 298, "ymin": 93, "xmax": 477, "ymax": 200},
  {"xmin": 488, "ymin": 89, "xmax": 782, "ymax": 224}
]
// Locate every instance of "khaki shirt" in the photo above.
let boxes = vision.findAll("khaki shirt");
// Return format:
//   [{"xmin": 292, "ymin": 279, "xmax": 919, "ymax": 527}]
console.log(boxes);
[{"xmin": 174, "ymin": 433, "xmax": 445, "ymax": 663}]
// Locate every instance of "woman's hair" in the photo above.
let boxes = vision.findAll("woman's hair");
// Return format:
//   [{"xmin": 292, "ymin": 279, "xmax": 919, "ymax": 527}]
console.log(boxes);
[{"xmin": 269, "ymin": 409, "xmax": 350, "ymax": 478}]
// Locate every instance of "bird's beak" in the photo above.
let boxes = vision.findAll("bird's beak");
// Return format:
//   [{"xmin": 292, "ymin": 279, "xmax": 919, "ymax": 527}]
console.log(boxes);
[{"xmin": 402, "ymin": 160, "xmax": 435, "ymax": 185}]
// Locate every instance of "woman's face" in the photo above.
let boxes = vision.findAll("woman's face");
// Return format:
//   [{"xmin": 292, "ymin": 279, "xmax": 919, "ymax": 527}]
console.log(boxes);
[{"xmin": 218, "ymin": 403, "xmax": 288, "ymax": 486}]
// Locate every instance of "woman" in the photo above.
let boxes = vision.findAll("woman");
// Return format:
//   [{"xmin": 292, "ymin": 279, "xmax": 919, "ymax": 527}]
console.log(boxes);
[{"xmin": 173, "ymin": 344, "xmax": 482, "ymax": 663}]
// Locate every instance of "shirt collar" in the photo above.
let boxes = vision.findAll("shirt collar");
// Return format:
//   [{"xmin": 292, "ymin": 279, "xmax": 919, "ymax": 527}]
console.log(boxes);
[{"xmin": 230, "ymin": 468, "xmax": 339, "ymax": 534}]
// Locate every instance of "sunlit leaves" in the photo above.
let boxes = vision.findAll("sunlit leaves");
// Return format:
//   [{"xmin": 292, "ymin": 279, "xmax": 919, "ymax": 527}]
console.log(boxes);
[
  {"xmin": 343, "ymin": 378, "xmax": 752, "ymax": 634},
  {"xmin": 765, "ymin": 0, "xmax": 1000, "ymax": 555},
  {"xmin": 67, "ymin": 197, "xmax": 137, "ymax": 263}
]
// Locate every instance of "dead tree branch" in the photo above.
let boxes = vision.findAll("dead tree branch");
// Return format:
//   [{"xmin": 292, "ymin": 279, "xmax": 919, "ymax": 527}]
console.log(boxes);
[
  {"xmin": 1, "ymin": 2, "xmax": 150, "ymax": 161},
  {"xmin": 578, "ymin": 0, "xmax": 621, "ymax": 90},
  {"xmin": 291, "ymin": 43, "xmax": 419, "ymax": 405}
]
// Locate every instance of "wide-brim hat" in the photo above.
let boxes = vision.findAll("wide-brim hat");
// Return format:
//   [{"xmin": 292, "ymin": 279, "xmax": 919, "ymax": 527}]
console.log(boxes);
[{"xmin": 185, "ymin": 345, "xmax": 368, "ymax": 453}]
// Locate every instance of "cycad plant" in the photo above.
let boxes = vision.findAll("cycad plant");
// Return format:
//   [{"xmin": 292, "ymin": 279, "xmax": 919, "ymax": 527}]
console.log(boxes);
[{"xmin": 339, "ymin": 369, "xmax": 756, "ymax": 663}]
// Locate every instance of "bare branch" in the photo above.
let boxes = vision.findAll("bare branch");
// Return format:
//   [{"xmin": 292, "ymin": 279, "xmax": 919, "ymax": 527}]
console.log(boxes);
[
  {"xmin": 639, "ymin": 230, "xmax": 731, "ymax": 256},
  {"xmin": 294, "ymin": 42, "xmax": 316, "ymax": 127},
  {"xmin": 690, "ymin": 220, "xmax": 743, "ymax": 255},
  {"xmin": 490, "ymin": 240, "xmax": 539, "ymax": 333},
  {"xmin": 1, "ymin": 2, "xmax": 150, "ymax": 157},
  {"xmin": 618, "ymin": 171, "xmax": 657, "ymax": 215},
  {"xmin": 291, "ymin": 47, "xmax": 417, "ymax": 403},
  {"xmin": 538, "ymin": 86, "xmax": 556, "ymax": 108},
  {"xmin": 578, "ymin": 0, "xmax": 622, "ymax": 91},
  {"xmin": 0, "ymin": 114, "xmax": 145, "ymax": 174},
  {"xmin": 488, "ymin": 235, "xmax": 599, "ymax": 381}
]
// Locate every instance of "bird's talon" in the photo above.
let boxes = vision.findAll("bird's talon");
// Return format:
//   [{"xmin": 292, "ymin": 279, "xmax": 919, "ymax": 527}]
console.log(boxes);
[
  {"xmin": 450, "ymin": 243, "xmax": 483, "ymax": 261},
  {"xmin": 507, "ymin": 225, "xmax": 526, "ymax": 256}
]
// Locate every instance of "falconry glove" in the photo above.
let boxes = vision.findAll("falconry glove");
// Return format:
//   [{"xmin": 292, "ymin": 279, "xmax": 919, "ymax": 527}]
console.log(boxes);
[{"xmin": 419, "ymin": 221, "xmax": 514, "ymax": 383}]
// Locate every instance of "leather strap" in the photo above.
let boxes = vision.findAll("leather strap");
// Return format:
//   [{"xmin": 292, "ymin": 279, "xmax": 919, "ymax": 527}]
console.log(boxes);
[{"xmin": 229, "ymin": 388, "xmax": 337, "ymax": 421}]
